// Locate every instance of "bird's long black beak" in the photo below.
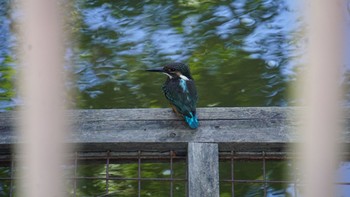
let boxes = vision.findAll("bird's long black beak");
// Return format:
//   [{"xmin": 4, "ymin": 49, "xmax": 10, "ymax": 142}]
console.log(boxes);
[{"xmin": 145, "ymin": 67, "xmax": 164, "ymax": 72}]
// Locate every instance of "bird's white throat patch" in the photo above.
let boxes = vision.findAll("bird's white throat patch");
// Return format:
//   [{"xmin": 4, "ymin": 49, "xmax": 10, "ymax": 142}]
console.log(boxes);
[
  {"xmin": 179, "ymin": 74, "xmax": 189, "ymax": 81},
  {"xmin": 163, "ymin": 73, "xmax": 173, "ymax": 79},
  {"xmin": 163, "ymin": 72, "xmax": 189, "ymax": 81}
]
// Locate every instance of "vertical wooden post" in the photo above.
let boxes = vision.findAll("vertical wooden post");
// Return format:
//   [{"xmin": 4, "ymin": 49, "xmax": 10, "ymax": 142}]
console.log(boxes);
[{"xmin": 188, "ymin": 142, "xmax": 219, "ymax": 197}]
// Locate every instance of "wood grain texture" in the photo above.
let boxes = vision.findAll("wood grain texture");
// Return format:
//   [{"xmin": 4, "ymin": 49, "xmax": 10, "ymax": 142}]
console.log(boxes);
[
  {"xmin": 188, "ymin": 143, "xmax": 219, "ymax": 197},
  {"xmin": 0, "ymin": 107, "xmax": 349, "ymax": 152}
]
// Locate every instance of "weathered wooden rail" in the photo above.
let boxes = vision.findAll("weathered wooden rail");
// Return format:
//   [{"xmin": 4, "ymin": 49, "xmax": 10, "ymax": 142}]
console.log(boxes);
[
  {"xmin": 0, "ymin": 107, "xmax": 300, "ymax": 152},
  {"xmin": 1, "ymin": 107, "xmax": 350, "ymax": 152},
  {"xmin": 1, "ymin": 107, "xmax": 349, "ymax": 197}
]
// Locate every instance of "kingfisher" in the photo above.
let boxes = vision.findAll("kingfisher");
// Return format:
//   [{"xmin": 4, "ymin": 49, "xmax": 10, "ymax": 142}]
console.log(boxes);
[{"xmin": 146, "ymin": 62, "xmax": 199, "ymax": 129}]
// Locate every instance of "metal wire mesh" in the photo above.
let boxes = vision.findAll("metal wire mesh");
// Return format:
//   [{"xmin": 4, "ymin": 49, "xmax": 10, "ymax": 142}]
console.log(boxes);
[
  {"xmin": 71, "ymin": 151, "xmax": 187, "ymax": 197},
  {"xmin": 219, "ymin": 151, "xmax": 298, "ymax": 197},
  {"xmin": 0, "ymin": 151, "xmax": 349, "ymax": 196},
  {"xmin": 219, "ymin": 151, "xmax": 350, "ymax": 197}
]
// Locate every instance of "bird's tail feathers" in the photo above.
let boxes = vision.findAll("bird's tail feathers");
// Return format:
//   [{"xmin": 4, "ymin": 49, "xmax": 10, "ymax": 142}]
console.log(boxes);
[{"xmin": 185, "ymin": 112, "xmax": 198, "ymax": 129}]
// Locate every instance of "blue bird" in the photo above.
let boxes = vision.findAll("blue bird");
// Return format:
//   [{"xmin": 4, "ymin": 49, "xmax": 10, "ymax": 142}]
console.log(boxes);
[{"xmin": 146, "ymin": 62, "xmax": 199, "ymax": 129}]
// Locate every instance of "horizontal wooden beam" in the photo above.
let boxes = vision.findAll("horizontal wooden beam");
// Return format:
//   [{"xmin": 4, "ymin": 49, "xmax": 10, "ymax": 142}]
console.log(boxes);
[{"xmin": 0, "ymin": 107, "xmax": 349, "ymax": 152}]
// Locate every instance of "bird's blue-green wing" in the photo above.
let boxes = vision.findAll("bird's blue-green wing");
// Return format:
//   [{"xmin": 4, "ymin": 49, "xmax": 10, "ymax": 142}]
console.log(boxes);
[{"xmin": 162, "ymin": 79, "xmax": 198, "ymax": 117}]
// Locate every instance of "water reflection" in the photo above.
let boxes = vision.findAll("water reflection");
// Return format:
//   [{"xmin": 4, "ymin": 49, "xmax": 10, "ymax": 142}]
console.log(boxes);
[
  {"xmin": 0, "ymin": 0, "xmax": 17, "ymax": 111},
  {"xmin": 73, "ymin": 0, "xmax": 303, "ymax": 109},
  {"xmin": 0, "ymin": 0, "xmax": 304, "ymax": 110}
]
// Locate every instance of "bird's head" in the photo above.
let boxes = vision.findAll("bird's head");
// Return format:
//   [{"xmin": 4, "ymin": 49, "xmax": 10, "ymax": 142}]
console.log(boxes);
[{"xmin": 146, "ymin": 62, "xmax": 193, "ymax": 80}]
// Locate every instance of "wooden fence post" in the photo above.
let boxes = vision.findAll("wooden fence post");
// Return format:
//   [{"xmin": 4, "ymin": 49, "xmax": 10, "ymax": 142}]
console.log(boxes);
[{"xmin": 188, "ymin": 142, "xmax": 219, "ymax": 197}]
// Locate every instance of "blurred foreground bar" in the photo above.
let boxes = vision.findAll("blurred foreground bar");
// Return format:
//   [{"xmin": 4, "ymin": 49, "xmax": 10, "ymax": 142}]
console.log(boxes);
[{"xmin": 0, "ymin": 107, "xmax": 349, "ymax": 152}]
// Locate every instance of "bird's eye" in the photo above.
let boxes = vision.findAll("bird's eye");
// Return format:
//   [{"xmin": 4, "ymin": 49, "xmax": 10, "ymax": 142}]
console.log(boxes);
[{"xmin": 169, "ymin": 68, "xmax": 176, "ymax": 72}]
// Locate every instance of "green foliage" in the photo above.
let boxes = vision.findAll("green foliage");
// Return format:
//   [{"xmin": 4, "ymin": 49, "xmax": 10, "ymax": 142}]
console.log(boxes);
[
  {"xmin": 0, "ymin": 55, "xmax": 16, "ymax": 111},
  {"xmin": 70, "ymin": 0, "xmax": 296, "ymax": 109}
]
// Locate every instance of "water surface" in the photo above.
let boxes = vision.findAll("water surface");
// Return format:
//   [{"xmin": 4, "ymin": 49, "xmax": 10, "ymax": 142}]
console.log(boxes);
[{"xmin": 0, "ymin": 0, "xmax": 303, "ymax": 110}]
